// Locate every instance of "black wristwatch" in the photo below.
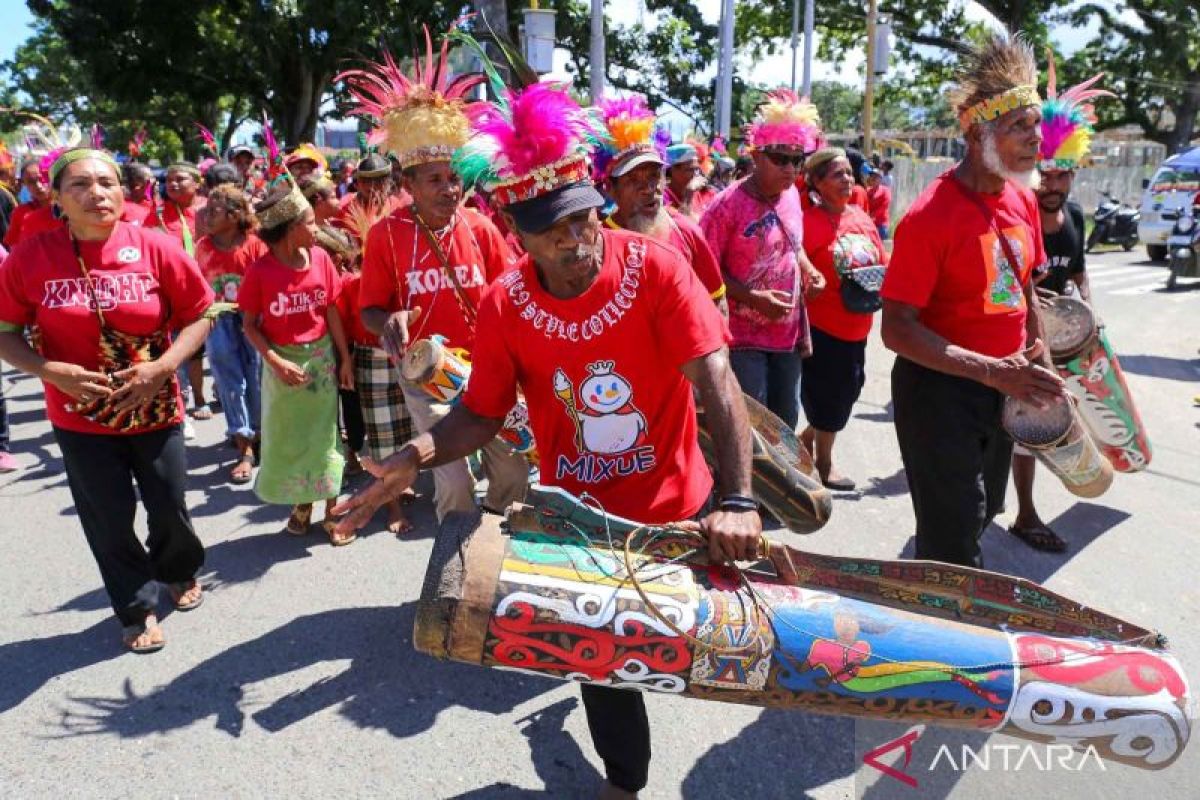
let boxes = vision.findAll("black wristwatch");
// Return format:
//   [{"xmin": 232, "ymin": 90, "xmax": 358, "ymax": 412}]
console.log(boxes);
[{"xmin": 719, "ymin": 493, "xmax": 760, "ymax": 513}]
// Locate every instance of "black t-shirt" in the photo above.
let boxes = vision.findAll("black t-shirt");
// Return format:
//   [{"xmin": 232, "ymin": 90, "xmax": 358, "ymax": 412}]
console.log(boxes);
[{"xmin": 1036, "ymin": 201, "xmax": 1086, "ymax": 295}]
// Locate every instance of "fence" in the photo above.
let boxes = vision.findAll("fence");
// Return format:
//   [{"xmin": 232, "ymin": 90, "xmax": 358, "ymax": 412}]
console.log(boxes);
[{"xmin": 888, "ymin": 160, "xmax": 1154, "ymax": 224}]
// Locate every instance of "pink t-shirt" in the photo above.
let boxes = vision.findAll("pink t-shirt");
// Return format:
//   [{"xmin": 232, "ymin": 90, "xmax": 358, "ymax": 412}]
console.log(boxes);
[
  {"xmin": 700, "ymin": 180, "xmax": 809, "ymax": 353},
  {"xmin": 238, "ymin": 247, "xmax": 341, "ymax": 345}
]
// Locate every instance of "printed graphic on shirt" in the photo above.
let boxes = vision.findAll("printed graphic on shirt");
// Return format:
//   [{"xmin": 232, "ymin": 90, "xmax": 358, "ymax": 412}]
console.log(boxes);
[
  {"xmin": 831, "ymin": 233, "xmax": 879, "ymax": 273},
  {"xmin": 498, "ymin": 239, "xmax": 647, "ymax": 342},
  {"xmin": 552, "ymin": 361, "xmax": 654, "ymax": 482},
  {"xmin": 406, "ymin": 263, "xmax": 486, "ymax": 297},
  {"xmin": 979, "ymin": 227, "xmax": 1029, "ymax": 314},
  {"xmin": 269, "ymin": 288, "xmax": 327, "ymax": 317},
  {"xmin": 212, "ymin": 274, "xmax": 241, "ymax": 302},
  {"xmin": 41, "ymin": 273, "xmax": 157, "ymax": 311}
]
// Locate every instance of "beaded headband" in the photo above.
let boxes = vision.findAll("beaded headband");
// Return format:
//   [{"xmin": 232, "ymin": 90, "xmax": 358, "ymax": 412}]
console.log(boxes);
[{"xmin": 958, "ymin": 84, "xmax": 1041, "ymax": 131}]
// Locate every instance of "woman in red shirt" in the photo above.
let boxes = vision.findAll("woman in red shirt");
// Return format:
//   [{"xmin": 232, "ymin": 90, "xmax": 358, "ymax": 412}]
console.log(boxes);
[
  {"xmin": 3, "ymin": 159, "xmax": 64, "ymax": 248},
  {"xmin": 800, "ymin": 149, "xmax": 888, "ymax": 491},
  {"xmin": 0, "ymin": 147, "xmax": 214, "ymax": 653},
  {"xmin": 240, "ymin": 182, "xmax": 355, "ymax": 545},
  {"xmin": 195, "ymin": 185, "xmax": 268, "ymax": 483}
]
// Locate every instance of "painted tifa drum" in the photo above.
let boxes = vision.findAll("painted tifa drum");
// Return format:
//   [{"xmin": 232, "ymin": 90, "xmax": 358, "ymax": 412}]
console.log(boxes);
[
  {"xmin": 1002, "ymin": 396, "xmax": 1113, "ymax": 498},
  {"xmin": 402, "ymin": 335, "xmax": 538, "ymax": 462},
  {"xmin": 1041, "ymin": 295, "xmax": 1098, "ymax": 361},
  {"xmin": 401, "ymin": 335, "xmax": 471, "ymax": 404},
  {"xmin": 415, "ymin": 486, "xmax": 1193, "ymax": 771},
  {"xmin": 697, "ymin": 393, "xmax": 832, "ymax": 534}
]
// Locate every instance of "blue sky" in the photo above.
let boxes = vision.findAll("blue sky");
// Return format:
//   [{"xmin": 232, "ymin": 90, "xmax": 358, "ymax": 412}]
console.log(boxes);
[{"xmin": 0, "ymin": 1, "xmax": 34, "ymax": 65}]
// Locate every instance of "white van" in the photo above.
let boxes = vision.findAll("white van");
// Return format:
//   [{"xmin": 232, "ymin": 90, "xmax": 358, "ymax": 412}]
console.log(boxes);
[{"xmin": 1138, "ymin": 147, "xmax": 1200, "ymax": 261}]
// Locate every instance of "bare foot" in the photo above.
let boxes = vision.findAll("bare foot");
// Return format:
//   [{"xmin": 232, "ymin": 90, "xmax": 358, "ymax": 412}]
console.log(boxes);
[{"xmin": 387, "ymin": 499, "xmax": 413, "ymax": 535}]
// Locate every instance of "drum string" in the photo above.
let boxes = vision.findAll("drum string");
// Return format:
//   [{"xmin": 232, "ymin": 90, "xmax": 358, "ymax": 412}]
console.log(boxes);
[{"xmin": 538, "ymin": 497, "xmax": 1167, "ymax": 674}]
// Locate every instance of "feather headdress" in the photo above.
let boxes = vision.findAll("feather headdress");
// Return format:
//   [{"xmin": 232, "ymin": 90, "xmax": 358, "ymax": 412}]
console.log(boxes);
[
  {"xmin": 950, "ymin": 34, "xmax": 1040, "ymax": 131},
  {"xmin": 744, "ymin": 89, "xmax": 823, "ymax": 152},
  {"xmin": 464, "ymin": 82, "xmax": 608, "ymax": 208},
  {"xmin": 89, "ymin": 124, "xmax": 105, "ymax": 150},
  {"xmin": 1039, "ymin": 50, "xmax": 1114, "ymax": 171},
  {"xmin": 593, "ymin": 94, "xmax": 664, "ymax": 178},
  {"xmin": 257, "ymin": 112, "xmax": 310, "ymax": 230},
  {"xmin": 127, "ymin": 126, "xmax": 148, "ymax": 159},
  {"xmin": 195, "ymin": 123, "xmax": 219, "ymax": 157},
  {"xmin": 336, "ymin": 22, "xmax": 485, "ymax": 170},
  {"xmin": 0, "ymin": 141, "xmax": 13, "ymax": 171}
]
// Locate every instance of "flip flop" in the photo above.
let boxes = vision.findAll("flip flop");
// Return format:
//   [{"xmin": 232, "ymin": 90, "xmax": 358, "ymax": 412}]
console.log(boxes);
[
  {"xmin": 322, "ymin": 518, "xmax": 357, "ymax": 547},
  {"xmin": 168, "ymin": 579, "xmax": 205, "ymax": 611},
  {"xmin": 230, "ymin": 453, "xmax": 255, "ymax": 484},
  {"xmin": 1008, "ymin": 523, "xmax": 1067, "ymax": 553},
  {"xmin": 286, "ymin": 504, "xmax": 313, "ymax": 536},
  {"xmin": 122, "ymin": 616, "xmax": 166, "ymax": 654},
  {"xmin": 191, "ymin": 404, "xmax": 215, "ymax": 420},
  {"xmin": 821, "ymin": 475, "xmax": 857, "ymax": 491}
]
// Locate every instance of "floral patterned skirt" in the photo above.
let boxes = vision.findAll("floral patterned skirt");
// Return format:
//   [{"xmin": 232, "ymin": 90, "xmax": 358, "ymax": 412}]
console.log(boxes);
[{"xmin": 254, "ymin": 335, "xmax": 345, "ymax": 505}]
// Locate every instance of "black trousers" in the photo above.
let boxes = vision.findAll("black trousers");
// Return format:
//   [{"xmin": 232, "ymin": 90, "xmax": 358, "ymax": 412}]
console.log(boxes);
[
  {"xmin": 0, "ymin": 377, "xmax": 9, "ymax": 452},
  {"xmin": 580, "ymin": 684, "xmax": 651, "ymax": 793},
  {"xmin": 891, "ymin": 357, "xmax": 1012, "ymax": 568},
  {"xmin": 53, "ymin": 424, "xmax": 205, "ymax": 626},
  {"xmin": 339, "ymin": 388, "xmax": 366, "ymax": 454}
]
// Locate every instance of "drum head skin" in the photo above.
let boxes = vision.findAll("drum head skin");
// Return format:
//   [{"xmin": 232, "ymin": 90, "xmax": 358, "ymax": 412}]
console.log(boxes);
[
  {"xmin": 402, "ymin": 338, "xmax": 439, "ymax": 383},
  {"xmin": 1002, "ymin": 396, "xmax": 1073, "ymax": 447},
  {"xmin": 1042, "ymin": 296, "xmax": 1097, "ymax": 361}
]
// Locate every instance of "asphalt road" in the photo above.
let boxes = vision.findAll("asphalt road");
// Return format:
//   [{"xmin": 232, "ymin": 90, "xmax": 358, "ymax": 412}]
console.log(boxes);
[{"xmin": 0, "ymin": 244, "xmax": 1197, "ymax": 799}]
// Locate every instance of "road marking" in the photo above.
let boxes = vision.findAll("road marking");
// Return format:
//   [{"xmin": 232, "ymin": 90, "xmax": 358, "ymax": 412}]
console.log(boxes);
[
  {"xmin": 1087, "ymin": 266, "xmax": 1160, "ymax": 282},
  {"xmin": 1090, "ymin": 272, "xmax": 1165, "ymax": 288},
  {"xmin": 1108, "ymin": 282, "xmax": 1173, "ymax": 296}
]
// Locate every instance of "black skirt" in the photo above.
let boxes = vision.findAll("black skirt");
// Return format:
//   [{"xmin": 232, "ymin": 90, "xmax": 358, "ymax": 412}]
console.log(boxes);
[{"xmin": 799, "ymin": 326, "xmax": 867, "ymax": 432}]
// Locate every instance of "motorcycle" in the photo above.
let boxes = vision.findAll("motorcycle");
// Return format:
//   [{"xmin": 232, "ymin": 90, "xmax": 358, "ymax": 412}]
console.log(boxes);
[
  {"xmin": 1087, "ymin": 190, "xmax": 1140, "ymax": 252},
  {"xmin": 1166, "ymin": 205, "xmax": 1200, "ymax": 289}
]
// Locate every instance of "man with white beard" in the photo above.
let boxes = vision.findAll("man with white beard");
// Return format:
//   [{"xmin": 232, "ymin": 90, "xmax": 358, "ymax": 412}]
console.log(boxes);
[
  {"xmin": 592, "ymin": 95, "xmax": 727, "ymax": 312},
  {"xmin": 880, "ymin": 34, "xmax": 1068, "ymax": 569}
]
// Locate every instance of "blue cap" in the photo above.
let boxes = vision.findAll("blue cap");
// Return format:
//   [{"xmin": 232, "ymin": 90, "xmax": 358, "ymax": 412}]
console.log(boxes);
[{"xmin": 666, "ymin": 144, "xmax": 698, "ymax": 167}]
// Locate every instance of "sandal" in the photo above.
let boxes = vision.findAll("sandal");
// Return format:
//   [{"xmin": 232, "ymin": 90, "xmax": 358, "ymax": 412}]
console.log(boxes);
[
  {"xmin": 122, "ymin": 613, "xmax": 166, "ymax": 654},
  {"xmin": 230, "ymin": 453, "xmax": 255, "ymax": 484},
  {"xmin": 286, "ymin": 504, "xmax": 313, "ymax": 536},
  {"xmin": 1008, "ymin": 523, "xmax": 1067, "ymax": 553},
  {"xmin": 191, "ymin": 404, "xmax": 215, "ymax": 421},
  {"xmin": 322, "ymin": 517, "xmax": 358, "ymax": 547},
  {"xmin": 168, "ymin": 579, "xmax": 204, "ymax": 611},
  {"xmin": 399, "ymin": 488, "xmax": 418, "ymax": 505},
  {"xmin": 821, "ymin": 474, "xmax": 857, "ymax": 492}
]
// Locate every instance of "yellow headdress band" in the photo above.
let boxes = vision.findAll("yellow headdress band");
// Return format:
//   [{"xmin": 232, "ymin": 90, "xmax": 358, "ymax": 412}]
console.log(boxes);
[{"xmin": 958, "ymin": 84, "xmax": 1041, "ymax": 131}]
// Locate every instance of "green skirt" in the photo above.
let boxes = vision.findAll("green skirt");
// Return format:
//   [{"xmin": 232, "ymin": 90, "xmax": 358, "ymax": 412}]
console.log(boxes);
[{"xmin": 255, "ymin": 335, "xmax": 345, "ymax": 505}]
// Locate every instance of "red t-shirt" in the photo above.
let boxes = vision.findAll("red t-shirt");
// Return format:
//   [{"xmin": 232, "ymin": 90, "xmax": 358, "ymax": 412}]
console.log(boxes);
[
  {"xmin": 335, "ymin": 272, "xmax": 377, "ymax": 347},
  {"xmin": 4, "ymin": 203, "xmax": 48, "ymax": 248},
  {"xmin": 154, "ymin": 200, "xmax": 202, "ymax": 250},
  {"xmin": 195, "ymin": 234, "xmax": 269, "ymax": 302},
  {"xmin": 463, "ymin": 229, "xmax": 730, "ymax": 524},
  {"xmin": 121, "ymin": 203, "xmax": 151, "ymax": 227},
  {"xmin": 13, "ymin": 204, "xmax": 66, "ymax": 244},
  {"xmin": 866, "ymin": 184, "xmax": 891, "ymax": 227},
  {"xmin": 850, "ymin": 184, "xmax": 869, "ymax": 210},
  {"xmin": 238, "ymin": 247, "xmax": 342, "ymax": 345},
  {"xmin": 802, "ymin": 204, "xmax": 888, "ymax": 342},
  {"xmin": 604, "ymin": 208, "xmax": 725, "ymax": 299},
  {"xmin": 881, "ymin": 170, "xmax": 1045, "ymax": 358},
  {"xmin": 359, "ymin": 206, "xmax": 512, "ymax": 353},
  {"xmin": 664, "ymin": 184, "xmax": 716, "ymax": 220},
  {"xmin": 0, "ymin": 223, "xmax": 214, "ymax": 434}
]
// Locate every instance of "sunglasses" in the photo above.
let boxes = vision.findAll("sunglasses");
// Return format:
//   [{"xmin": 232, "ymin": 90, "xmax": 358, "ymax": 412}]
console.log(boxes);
[{"xmin": 763, "ymin": 151, "xmax": 806, "ymax": 169}]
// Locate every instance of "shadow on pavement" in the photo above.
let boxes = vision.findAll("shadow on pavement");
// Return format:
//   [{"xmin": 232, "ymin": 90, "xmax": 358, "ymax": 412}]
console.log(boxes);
[
  {"xmin": 54, "ymin": 604, "xmax": 556, "ymax": 741},
  {"xmin": 449, "ymin": 697, "xmax": 603, "ymax": 799},
  {"xmin": 0, "ymin": 619, "xmax": 124, "ymax": 714},
  {"xmin": 682, "ymin": 708, "xmax": 855, "ymax": 798},
  {"xmin": 1116, "ymin": 353, "xmax": 1200, "ymax": 383}
]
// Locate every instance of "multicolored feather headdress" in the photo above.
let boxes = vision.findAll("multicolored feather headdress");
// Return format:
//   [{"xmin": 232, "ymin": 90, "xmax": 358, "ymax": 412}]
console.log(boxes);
[
  {"xmin": 593, "ymin": 94, "xmax": 668, "ymax": 178},
  {"xmin": 195, "ymin": 123, "xmax": 219, "ymax": 157},
  {"xmin": 336, "ymin": 23, "xmax": 485, "ymax": 170},
  {"xmin": 744, "ymin": 89, "xmax": 823, "ymax": 152},
  {"xmin": 1038, "ymin": 51, "xmax": 1114, "ymax": 172},
  {"xmin": 257, "ymin": 113, "xmax": 309, "ymax": 230}
]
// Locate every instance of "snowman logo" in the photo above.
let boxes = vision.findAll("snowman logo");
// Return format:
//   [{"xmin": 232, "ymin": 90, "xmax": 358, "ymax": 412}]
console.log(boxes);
[{"xmin": 554, "ymin": 361, "xmax": 647, "ymax": 454}]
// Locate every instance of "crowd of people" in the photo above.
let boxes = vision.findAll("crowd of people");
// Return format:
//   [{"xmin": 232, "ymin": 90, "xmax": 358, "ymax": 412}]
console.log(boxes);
[{"xmin": 0, "ymin": 27, "xmax": 1116, "ymax": 799}]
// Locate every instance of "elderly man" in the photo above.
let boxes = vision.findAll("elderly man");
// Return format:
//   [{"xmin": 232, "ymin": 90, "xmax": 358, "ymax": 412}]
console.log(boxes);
[
  {"xmin": 663, "ymin": 143, "xmax": 715, "ymax": 220},
  {"xmin": 701, "ymin": 90, "xmax": 826, "ymax": 431},
  {"xmin": 881, "ymin": 34, "xmax": 1067, "ymax": 568}
]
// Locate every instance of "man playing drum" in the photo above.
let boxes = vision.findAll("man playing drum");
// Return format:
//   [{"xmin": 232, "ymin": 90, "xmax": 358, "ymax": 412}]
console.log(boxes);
[
  {"xmin": 341, "ymin": 32, "xmax": 529, "ymax": 524},
  {"xmin": 881, "ymin": 34, "xmax": 1068, "ymax": 568},
  {"xmin": 335, "ymin": 82, "xmax": 761, "ymax": 800},
  {"xmin": 1009, "ymin": 57, "xmax": 1112, "ymax": 552}
]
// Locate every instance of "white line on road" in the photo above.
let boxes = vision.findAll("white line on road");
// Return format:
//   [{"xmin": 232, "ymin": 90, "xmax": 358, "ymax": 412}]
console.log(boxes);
[
  {"xmin": 1090, "ymin": 272, "xmax": 1166, "ymax": 288},
  {"xmin": 1087, "ymin": 266, "xmax": 1157, "ymax": 279}
]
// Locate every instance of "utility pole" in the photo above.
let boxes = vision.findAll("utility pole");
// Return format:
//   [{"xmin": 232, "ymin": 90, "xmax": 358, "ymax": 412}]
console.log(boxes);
[
  {"xmin": 716, "ymin": 0, "xmax": 735, "ymax": 137},
  {"xmin": 802, "ymin": 0, "xmax": 814, "ymax": 97},
  {"xmin": 790, "ymin": 0, "xmax": 800, "ymax": 92},
  {"xmin": 863, "ymin": 0, "xmax": 877, "ymax": 157},
  {"xmin": 590, "ymin": 0, "xmax": 605, "ymax": 102}
]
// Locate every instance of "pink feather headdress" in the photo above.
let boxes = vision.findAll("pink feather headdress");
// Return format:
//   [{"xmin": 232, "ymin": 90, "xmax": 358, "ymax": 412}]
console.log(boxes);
[
  {"xmin": 1039, "ymin": 51, "xmax": 1114, "ymax": 171},
  {"xmin": 744, "ymin": 89, "xmax": 823, "ymax": 152},
  {"xmin": 593, "ymin": 94, "xmax": 666, "ymax": 178},
  {"xmin": 462, "ymin": 82, "xmax": 608, "ymax": 208},
  {"xmin": 336, "ymin": 22, "xmax": 485, "ymax": 170},
  {"xmin": 195, "ymin": 123, "xmax": 218, "ymax": 157}
]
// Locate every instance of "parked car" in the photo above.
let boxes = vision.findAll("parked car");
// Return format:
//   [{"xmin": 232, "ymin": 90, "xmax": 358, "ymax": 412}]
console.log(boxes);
[{"xmin": 1138, "ymin": 147, "xmax": 1200, "ymax": 262}]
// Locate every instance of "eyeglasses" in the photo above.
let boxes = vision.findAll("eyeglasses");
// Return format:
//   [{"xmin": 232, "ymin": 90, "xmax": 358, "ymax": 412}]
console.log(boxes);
[{"xmin": 763, "ymin": 151, "xmax": 806, "ymax": 169}]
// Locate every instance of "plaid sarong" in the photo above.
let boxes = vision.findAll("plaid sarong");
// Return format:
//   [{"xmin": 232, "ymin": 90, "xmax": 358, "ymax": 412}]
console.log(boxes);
[{"xmin": 354, "ymin": 344, "xmax": 412, "ymax": 461}]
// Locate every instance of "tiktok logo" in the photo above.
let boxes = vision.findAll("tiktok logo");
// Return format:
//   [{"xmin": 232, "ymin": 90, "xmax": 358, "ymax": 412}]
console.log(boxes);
[{"xmin": 862, "ymin": 725, "xmax": 924, "ymax": 789}]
